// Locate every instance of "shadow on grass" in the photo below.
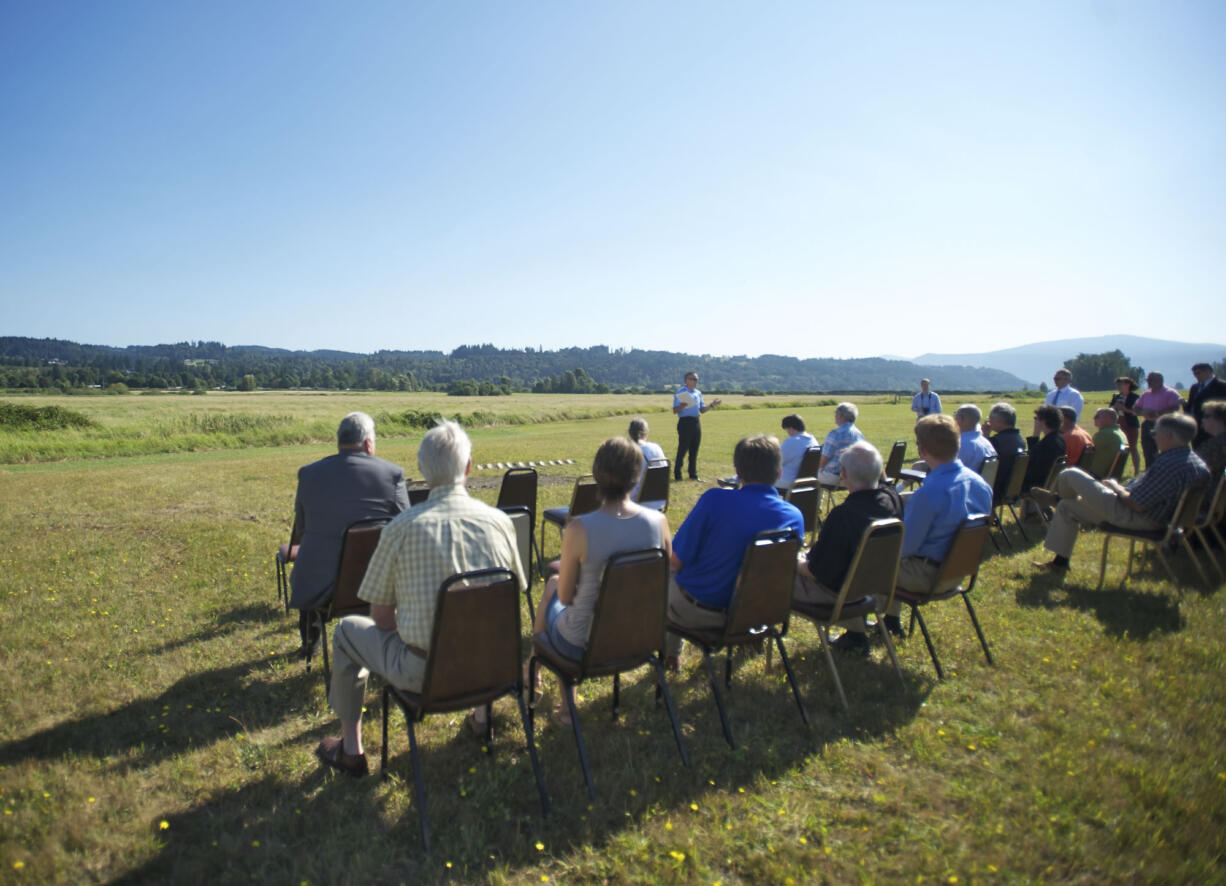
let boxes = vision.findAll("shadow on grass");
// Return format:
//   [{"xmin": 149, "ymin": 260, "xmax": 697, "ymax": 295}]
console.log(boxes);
[
  {"xmin": 0, "ymin": 654, "xmax": 317, "ymax": 771},
  {"xmin": 1014, "ymin": 573, "xmax": 1185, "ymax": 639},
  {"xmin": 109, "ymin": 649, "xmax": 929, "ymax": 884},
  {"xmin": 143, "ymin": 602, "xmax": 287, "ymax": 656}
]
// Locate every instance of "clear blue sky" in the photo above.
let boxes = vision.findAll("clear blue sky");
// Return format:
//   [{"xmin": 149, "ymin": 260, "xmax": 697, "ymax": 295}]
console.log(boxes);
[{"xmin": 2, "ymin": 1, "xmax": 1223, "ymax": 359}]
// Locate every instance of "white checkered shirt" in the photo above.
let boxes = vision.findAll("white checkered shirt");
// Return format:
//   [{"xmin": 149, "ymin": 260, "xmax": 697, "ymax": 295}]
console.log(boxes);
[{"xmin": 358, "ymin": 483, "xmax": 526, "ymax": 651}]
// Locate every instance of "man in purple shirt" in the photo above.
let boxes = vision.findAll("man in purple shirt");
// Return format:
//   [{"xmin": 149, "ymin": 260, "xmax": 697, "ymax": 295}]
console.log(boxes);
[{"xmin": 1135, "ymin": 371, "xmax": 1182, "ymax": 470}]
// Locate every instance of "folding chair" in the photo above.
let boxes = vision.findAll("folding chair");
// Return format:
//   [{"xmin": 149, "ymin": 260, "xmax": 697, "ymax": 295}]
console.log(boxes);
[
  {"xmin": 498, "ymin": 468, "xmax": 541, "ymax": 574},
  {"xmin": 529, "ymin": 548, "xmax": 688, "ymax": 799},
  {"xmin": 790, "ymin": 518, "xmax": 905, "ymax": 709},
  {"xmin": 498, "ymin": 505, "xmax": 536, "ymax": 619},
  {"xmin": 883, "ymin": 440, "xmax": 908, "ymax": 487},
  {"xmin": 785, "ymin": 481, "xmax": 820, "ymax": 545},
  {"xmin": 381, "ymin": 567, "xmax": 550, "ymax": 853},
  {"xmin": 1193, "ymin": 472, "xmax": 1226, "ymax": 582},
  {"xmin": 407, "ymin": 485, "xmax": 431, "ymax": 506},
  {"xmin": 893, "ymin": 515, "xmax": 993, "ymax": 680},
  {"xmin": 1096, "ymin": 485, "xmax": 1210, "ymax": 591},
  {"xmin": 275, "ymin": 521, "xmax": 301, "ymax": 613},
  {"xmin": 666, "ymin": 529, "xmax": 808, "ymax": 749},
  {"xmin": 634, "ymin": 460, "xmax": 671, "ymax": 513},
  {"xmin": 309, "ymin": 517, "xmax": 389, "ymax": 686},
  {"xmin": 1107, "ymin": 446, "xmax": 1130, "ymax": 481},
  {"xmin": 1026, "ymin": 455, "xmax": 1067, "ymax": 527},
  {"xmin": 977, "ymin": 456, "xmax": 999, "ymax": 492},
  {"xmin": 796, "ymin": 446, "xmax": 823, "ymax": 482},
  {"xmin": 541, "ymin": 475, "xmax": 600, "ymax": 562},
  {"xmin": 991, "ymin": 451, "xmax": 1030, "ymax": 550},
  {"xmin": 1076, "ymin": 444, "xmax": 1096, "ymax": 470}
]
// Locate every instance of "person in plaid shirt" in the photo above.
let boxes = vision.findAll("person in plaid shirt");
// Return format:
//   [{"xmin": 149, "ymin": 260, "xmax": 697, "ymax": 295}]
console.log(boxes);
[
  {"xmin": 1032, "ymin": 413, "xmax": 1209, "ymax": 573},
  {"xmin": 315, "ymin": 419, "xmax": 525, "ymax": 777}
]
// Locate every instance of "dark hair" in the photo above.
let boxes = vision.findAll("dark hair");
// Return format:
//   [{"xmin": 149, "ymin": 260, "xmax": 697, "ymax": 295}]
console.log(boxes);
[
  {"xmin": 1192, "ymin": 363, "xmax": 1212, "ymax": 373},
  {"xmin": 1115, "ymin": 377, "xmax": 1137, "ymax": 391},
  {"xmin": 733, "ymin": 434, "xmax": 782, "ymax": 485},
  {"xmin": 1202, "ymin": 400, "xmax": 1226, "ymax": 425},
  {"xmin": 592, "ymin": 437, "xmax": 643, "ymax": 502},
  {"xmin": 914, "ymin": 414, "xmax": 959, "ymax": 461},
  {"xmin": 1034, "ymin": 405, "xmax": 1062, "ymax": 432},
  {"xmin": 1058, "ymin": 406, "xmax": 1077, "ymax": 423},
  {"xmin": 781, "ymin": 413, "xmax": 805, "ymax": 433}
]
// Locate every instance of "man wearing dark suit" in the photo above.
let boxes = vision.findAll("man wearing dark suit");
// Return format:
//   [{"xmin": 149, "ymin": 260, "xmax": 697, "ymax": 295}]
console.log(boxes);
[
  {"xmin": 983, "ymin": 402, "xmax": 1025, "ymax": 501},
  {"xmin": 1186, "ymin": 362, "xmax": 1226, "ymax": 446},
  {"xmin": 289, "ymin": 412, "xmax": 409, "ymax": 656}
]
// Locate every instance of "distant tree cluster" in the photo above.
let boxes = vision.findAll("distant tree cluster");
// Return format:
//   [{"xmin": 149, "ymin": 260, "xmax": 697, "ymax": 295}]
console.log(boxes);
[{"xmin": 1061, "ymin": 349, "xmax": 1145, "ymax": 390}]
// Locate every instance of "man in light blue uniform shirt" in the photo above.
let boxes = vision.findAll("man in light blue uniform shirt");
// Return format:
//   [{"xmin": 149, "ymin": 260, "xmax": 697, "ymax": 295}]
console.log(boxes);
[
  {"xmin": 911, "ymin": 378, "xmax": 942, "ymax": 420},
  {"xmin": 954, "ymin": 404, "xmax": 996, "ymax": 473},
  {"xmin": 673, "ymin": 371, "xmax": 721, "ymax": 481}
]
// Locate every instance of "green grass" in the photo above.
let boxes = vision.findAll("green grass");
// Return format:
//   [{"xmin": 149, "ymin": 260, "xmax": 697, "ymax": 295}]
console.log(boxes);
[{"xmin": 1, "ymin": 394, "xmax": 1221, "ymax": 883}]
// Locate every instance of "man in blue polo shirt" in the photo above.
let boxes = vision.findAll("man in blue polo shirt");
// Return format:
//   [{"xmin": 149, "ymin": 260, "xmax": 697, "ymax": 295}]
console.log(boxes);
[{"xmin": 664, "ymin": 434, "xmax": 804, "ymax": 668}]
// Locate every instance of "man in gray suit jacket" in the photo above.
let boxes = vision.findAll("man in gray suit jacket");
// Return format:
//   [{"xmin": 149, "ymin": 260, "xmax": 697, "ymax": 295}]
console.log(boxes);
[{"xmin": 289, "ymin": 412, "xmax": 409, "ymax": 656}]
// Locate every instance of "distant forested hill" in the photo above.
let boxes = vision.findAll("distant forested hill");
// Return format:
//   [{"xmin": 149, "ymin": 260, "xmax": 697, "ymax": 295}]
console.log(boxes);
[{"xmin": 0, "ymin": 337, "xmax": 1028, "ymax": 393}]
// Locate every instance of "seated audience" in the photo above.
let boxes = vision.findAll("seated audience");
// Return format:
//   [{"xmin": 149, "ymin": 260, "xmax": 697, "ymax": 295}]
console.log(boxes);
[
  {"xmin": 1033, "ymin": 413, "xmax": 1209, "ymax": 572},
  {"xmin": 778, "ymin": 413, "xmax": 818, "ymax": 491},
  {"xmin": 289, "ymin": 412, "xmax": 409, "ymax": 658},
  {"xmin": 314, "ymin": 420, "xmax": 525, "ymax": 776},
  {"xmin": 818, "ymin": 402, "xmax": 866, "ymax": 490},
  {"xmin": 834, "ymin": 415, "xmax": 993, "ymax": 651},
  {"xmin": 628, "ymin": 417, "xmax": 667, "ymax": 500},
  {"xmin": 1109, "ymin": 376, "xmax": 1141, "ymax": 475},
  {"xmin": 1060, "ymin": 406, "xmax": 1094, "ymax": 468},
  {"xmin": 1045, "ymin": 368, "xmax": 1084, "ymax": 420},
  {"xmin": 1136, "ymin": 371, "xmax": 1181, "ymax": 470},
  {"xmin": 534, "ymin": 437, "xmax": 670, "ymax": 718},
  {"xmin": 1025, "ymin": 405, "xmax": 1067, "ymax": 492},
  {"xmin": 1196, "ymin": 400, "xmax": 1226, "ymax": 479},
  {"xmin": 1089, "ymin": 408, "xmax": 1128, "ymax": 479},
  {"xmin": 983, "ymin": 402, "xmax": 1026, "ymax": 501},
  {"xmin": 954, "ymin": 404, "xmax": 995, "ymax": 473},
  {"xmin": 664, "ymin": 434, "xmax": 804, "ymax": 669},
  {"xmin": 1186, "ymin": 364, "xmax": 1226, "ymax": 446},
  {"xmin": 792, "ymin": 442, "xmax": 903, "ymax": 655}
]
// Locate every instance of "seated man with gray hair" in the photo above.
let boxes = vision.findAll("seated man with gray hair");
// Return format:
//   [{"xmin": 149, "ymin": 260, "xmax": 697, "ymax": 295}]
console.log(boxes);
[
  {"xmin": 983, "ymin": 402, "xmax": 1026, "ymax": 500},
  {"xmin": 954, "ymin": 404, "xmax": 996, "ymax": 473},
  {"xmin": 289, "ymin": 411, "xmax": 409, "ymax": 658},
  {"xmin": 817, "ymin": 402, "xmax": 865, "ymax": 488},
  {"xmin": 1032, "ymin": 413, "xmax": 1209, "ymax": 573},
  {"xmin": 793, "ymin": 441, "xmax": 903, "ymax": 655},
  {"xmin": 315, "ymin": 420, "xmax": 526, "ymax": 776}
]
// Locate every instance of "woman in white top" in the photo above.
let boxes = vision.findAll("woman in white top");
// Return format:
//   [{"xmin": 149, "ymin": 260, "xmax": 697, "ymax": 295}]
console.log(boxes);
[
  {"xmin": 533, "ymin": 436, "xmax": 671, "ymax": 720},
  {"xmin": 628, "ymin": 417, "xmax": 666, "ymax": 499}
]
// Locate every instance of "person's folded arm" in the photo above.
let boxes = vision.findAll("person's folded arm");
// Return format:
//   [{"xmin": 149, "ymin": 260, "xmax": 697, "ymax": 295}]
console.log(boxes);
[{"xmin": 371, "ymin": 603, "xmax": 396, "ymax": 631}]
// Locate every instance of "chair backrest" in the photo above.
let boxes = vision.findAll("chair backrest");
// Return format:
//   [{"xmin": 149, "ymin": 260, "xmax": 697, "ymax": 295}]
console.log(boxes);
[
  {"xmin": 1000, "ymin": 451, "xmax": 1030, "ymax": 504},
  {"xmin": 797, "ymin": 446, "xmax": 823, "ymax": 479},
  {"xmin": 831, "ymin": 518, "xmax": 904, "ymax": 622},
  {"xmin": 498, "ymin": 505, "xmax": 533, "ymax": 584},
  {"xmin": 1042, "ymin": 455, "xmax": 1068, "ymax": 489},
  {"xmin": 933, "ymin": 515, "xmax": 991, "ymax": 593},
  {"xmin": 582, "ymin": 548, "xmax": 670, "ymax": 671},
  {"xmin": 978, "ymin": 456, "xmax": 999, "ymax": 491},
  {"xmin": 408, "ymin": 485, "xmax": 431, "ymax": 506},
  {"xmin": 724, "ymin": 529, "xmax": 801, "ymax": 641},
  {"xmin": 329, "ymin": 518, "xmax": 389, "ymax": 618},
  {"xmin": 1107, "ymin": 446, "xmax": 1129, "ymax": 480},
  {"xmin": 568, "ymin": 475, "xmax": 601, "ymax": 520},
  {"xmin": 785, "ymin": 482, "xmax": 819, "ymax": 538},
  {"xmin": 1208, "ymin": 471, "xmax": 1226, "ymax": 524},
  {"xmin": 420, "ymin": 568, "xmax": 520, "ymax": 708},
  {"xmin": 497, "ymin": 467, "xmax": 538, "ymax": 519},
  {"xmin": 1167, "ymin": 485, "xmax": 1207, "ymax": 536},
  {"xmin": 1076, "ymin": 444, "xmax": 1095, "ymax": 469},
  {"xmin": 636, "ymin": 461, "xmax": 671, "ymax": 510},
  {"xmin": 883, "ymin": 440, "xmax": 907, "ymax": 481}
]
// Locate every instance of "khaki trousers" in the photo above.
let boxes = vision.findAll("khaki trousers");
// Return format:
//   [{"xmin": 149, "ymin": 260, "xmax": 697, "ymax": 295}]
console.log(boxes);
[
  {"xmin": 1042, "ymin": 468, "xmax": 1159, "ymax": 559},
  {"xmin": 664, "ymin": 575, "xmax": 728, "ymax": 658},
  {"xmin": 328, "ymin": 615, "xmax": 427, "ymax": 725}
]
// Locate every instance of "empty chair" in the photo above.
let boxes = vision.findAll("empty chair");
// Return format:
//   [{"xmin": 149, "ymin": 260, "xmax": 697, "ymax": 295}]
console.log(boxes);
[
  {"xmin": 791, "ymin": 518, "xmax": 905, "ymax": 709},
  {"xmin": 498, "ymin": 505, "xmax": 537, "ymax": 618},
  {"xmin": 381, "ymin": 567, "xmax": 550, "ymax": 853},
  {"xmin": 309, "ymin": 518, "xmax": 389, "ymax": 685},
  {"xmin": 882, "ymin": 440, "xmax": 908, "ymax": 487},
  {"xmin": 497, "ymin": 467, "xmax": 541, "ymax": 574},
  {"xmin": 893, "ymin": 515, "xmax": 994, "ymax": 680},
  {"xmin": 666, "ymin": 529, "xmax": 808, "ymax": 749},
  {"xmin": 529, "ymin": 548, "xmax": 688, "ymax": 799},
  {"xmin": 541, "ymin": 475, "xmax": 600, "ymax": 561},
  {"xmin": 634, "ymin": 460, "xmax": 671, "ymax": 513},
  {"xmin": 1096, "ymin": 485, "xmax": 1210, "ymax": 591}
]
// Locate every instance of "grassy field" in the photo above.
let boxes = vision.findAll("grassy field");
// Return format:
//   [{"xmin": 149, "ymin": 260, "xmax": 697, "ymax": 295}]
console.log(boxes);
[{"xmin": 2, "ymin": 392, "xmax": 1223, "ymax": 884}]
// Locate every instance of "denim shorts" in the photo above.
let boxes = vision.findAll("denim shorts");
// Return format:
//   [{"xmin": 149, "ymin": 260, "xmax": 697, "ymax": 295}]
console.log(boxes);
[{"xmin": 545, "ymin": 596, "xmax": 586, "ymax": 661}]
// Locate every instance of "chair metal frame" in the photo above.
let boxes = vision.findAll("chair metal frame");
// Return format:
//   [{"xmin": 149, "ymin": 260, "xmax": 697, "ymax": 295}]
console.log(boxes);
[
  {"xmin": 309, "ymin": 517, "xmax": 390, "ymax": 686},
  {"xmin": 1193, "ymin": 472, "xmax": 1226, "ymax": 582},
  {"xmin": 785, "ymin": 480, "xmax": 820, "ymax": 545},
  {"xmin": 541, "ymin": 475, "xmax": 601, "ymax": 563},
  {"xmin": 990, "ymin": 451, "xmax": 1030, "ymax": 551},
  {"xmin": 381, "ymin": 567, "xmax": 551, "ymax": 853},
  {"xmin": 1096, "ymin": 485, "xmax": 1210, "ymax": 591},
  {"xmin": 275, "ymin": 520, "xmax": 301, "ymax": 613},
  {"xmin": 666, "ymin": 529, "xmax": 809, "ymax": 748},
  {"xmin": 883, "ymin": 440, "xmax": 907, "ymax": 487},
  {"xmin": 893, "ymin": 515, "xmax": 994, "ymax": 680},
  {"xmin": 791, "ymin": 518, "xmax": 905, "ymax": 709},
  {"xmin": 528, "ymin": 548, "xmax": 688, "ymax": 799}
]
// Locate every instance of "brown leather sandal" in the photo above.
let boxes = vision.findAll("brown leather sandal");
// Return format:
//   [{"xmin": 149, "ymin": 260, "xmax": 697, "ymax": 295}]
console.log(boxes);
[{"xmin": 316, "ymin": 737, "xmax": 368, "ymax": 777}]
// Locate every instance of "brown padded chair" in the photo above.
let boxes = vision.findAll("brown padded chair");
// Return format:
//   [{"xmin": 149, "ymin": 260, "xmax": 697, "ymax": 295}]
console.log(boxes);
[
  {"xmin": 309, "ymin": 518, "xmax": 388, "ymax": 685},
  {"xmin": 275, "ymin": 521, "xmax": 301, "ymax": 613},
  {"xmin": 893, "ymin": 515, "xmax": 994, "ymax": 680},
  {"xmin": 1096, "ymin": 485, "xmax": 1210, "ymax": 592},
  {"xmin": 977, "ymin": 456, "xmax": 999, "ymax": 492},
  {"xmin": 1028, "ymin": 455, "xmax": 1068, "ymax": 527},
  {"xmin": 882, "ymin": 440, "xmax": 908, "ymax": 487},
  {"xmin": 634, "ymin": 460, "xmax": 671, "ymax": 513},
  {"xmin": 1106, "ymin": 445, "xmax": 1130, "ymax": 481},
  {"xmin": 785, "ymin": 481, "xmax": 820, "ymax": 545},
  {"xmin": 796, "ymin": 446, "xmax": 823, "ymax": 483},
  {"xmin": 498, "ymin": 467, "xmax": 541, "ymax": 575},
  {"xmin": 666, "ymin": 529, "xmax": 809, "ymax": 749},
  {"xmin": 498, "ymin": 504, "xmax": 536, "ymax": 620},
  {"xmin": 1193, "ymin": 472, "xmax": 1226, "ymax": 582},
  {"xmin": 791, "ymin": 518, "xmax": 905, "ymax": 710},
  {"xmin": 1076, "ymin": 444, "xmax": 1096, "ymax": 470},
  {"xmin": 991, "ymin": 450, "xmax": 1030, "ymax": 552},
  {"xmin": 529, "ymin": 548, "xmax": 688, "ymax": 799},
  {"xmin": 381, "ymin": 568, "xmax": 550, "ymax": 853},
  {"xmin": 541, "ymin": 475, "xmax": 600, "ymax": 561},
  {"xmin": 407, "ymin": 485, "xmax": 431, "ymax": 506}
]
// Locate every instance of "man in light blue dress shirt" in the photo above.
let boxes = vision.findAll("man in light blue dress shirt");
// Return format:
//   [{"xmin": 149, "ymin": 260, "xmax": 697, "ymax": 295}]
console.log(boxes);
[
  {"xmin": 1044, "ymin": 368, "xmax": 1084, "ymax": 420},
  {"xmin": 911, "ymin": 379, "xmax": 942, "ymax": 420},
  {"xmin": 954, "ymin": 404, "xmax": 996, "ymax": 473},
  {"xmin": 673, "ymin": 371, "xmax": 721, "ymax": 481}
]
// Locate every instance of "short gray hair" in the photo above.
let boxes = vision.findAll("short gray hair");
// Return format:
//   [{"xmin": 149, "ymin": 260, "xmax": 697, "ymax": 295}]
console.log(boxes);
[
  {"xmin": 1155, "ymin": 412, "xmax": 1196, "ymax": 445},
  {"xmin": 1095, "ymin": 407, "xmax": 1118, "ymax": 424},
  {"xmin": 955, "ymin": 404, "xmax": 982, "ymax": 425},
  {"xmin": 418, "ymin": 419, "xmax": 472, "ymax": 486},
  {"xmin": 840, "ymin": 441, "xmax": 882, "ymax": 491},
  {"xmin": 337, "ymin": 412, "xmax": 375, "ymax": 447},
  {"xmin": 989, "ymin": 402, "xmax": 1016, "ymax": 428},
  {"xmin": 835, "ymin": 402, "xmax": 858, "ymax": 423},
  {"xmin": 628, "ymin": 417, "xmax": 648, "ymax": 441}
]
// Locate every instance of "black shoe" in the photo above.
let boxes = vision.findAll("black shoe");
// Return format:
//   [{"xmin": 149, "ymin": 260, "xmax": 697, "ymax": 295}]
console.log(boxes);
[
  {"xmin": 830, "ymin": 631, "xmax": 870, "ymax": 657},
  {"xmin": 1032, "ymin": 558, "xmax": 1069, "ymax": 573},
  {"xmin": 883, "ymin": 615, "xmax": 904, "ymax": 639}
]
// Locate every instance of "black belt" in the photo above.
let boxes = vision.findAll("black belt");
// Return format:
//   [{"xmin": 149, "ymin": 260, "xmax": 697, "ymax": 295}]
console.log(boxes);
[
  {"xmin": 680, "ymin": 588, "xmax": 725, "ymax": 613},
  {"xmin": 677, "ymin": 415, "xmax": 699, "ymax": 423}
]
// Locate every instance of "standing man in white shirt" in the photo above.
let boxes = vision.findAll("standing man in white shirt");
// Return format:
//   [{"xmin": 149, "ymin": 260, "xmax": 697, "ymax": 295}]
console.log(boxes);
[
  {"xmin": 1045, "ymin": 368, "xmax": 1085, "ymax": 420},
  {"xmin": 911, "ymin": 379, "xmax": 942, "ymax": 421}
]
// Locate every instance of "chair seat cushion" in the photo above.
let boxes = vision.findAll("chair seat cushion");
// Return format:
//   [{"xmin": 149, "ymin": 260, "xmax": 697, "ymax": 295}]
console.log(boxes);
[
  {"xmin": 533, "ymin": 632, "xmax": 584, "ymax": 678},
  {"xmin": 1098, "ymin": 522, "xmax": 1166, "ymax": 541},
  {"xmin": 542, "ymin": 507, "xmax": 570, "ymax": 526},
  {"xmin": 792, "ymin": 595, "xmax": 876, "ymax": 622},
  {"xmin": 894, "ymin": 586, "xmax": 963, "ymax": 605},
  {"xmin": 277, "ymin": 544, "xmax": 299, "ymax": 563},
  {"xmin": 386, "ymin": 682, "xmax": 515, "ymax": 716}
]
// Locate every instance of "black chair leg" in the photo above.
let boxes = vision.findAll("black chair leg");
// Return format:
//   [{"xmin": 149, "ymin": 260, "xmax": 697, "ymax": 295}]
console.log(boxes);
[
  {"xmin": 912, "ymin": 607, "xmax": 944, "ymax": 680},
  {"xmin": 702, "ymin": 651, "xmax": 735, "ymax": 749},
  {"xmin": 724, "ymin": 653, "xmax": 733, "ymax": 690},
  {"xmin": 563, "ymin": 681, "xmax": 595, "ymax": 801},
  {"xmin": 962, "ymin": 593, "xmax": 994, "ymax": 666},
  {"xmin": 1007, "ymin": 503, "xmax": 1030, "ymax": 543},
  {"xmin": 527, "ymin": 657, "xmax": 540, "ymax": 731},
  {"xmin": 407, "ymin": 717, "xmax": 431, "ymax": 853},
  {"xmin": 380, "ymin": 686, "xmax": 390, "ymax": 775},
  {"xmin": 514, "ymin": 687, "xmax": 552, "ymax": 817},
  {"xmin": 773, "ymin": 635, "xmax": 809, "ymax": 726},
  {"xmin": 611, "ymin": 672, "xmax": 620, "ymax": 719},
  {"xmin": 653, "ymin": 658, "xmax": 689, "ymax": 767}
]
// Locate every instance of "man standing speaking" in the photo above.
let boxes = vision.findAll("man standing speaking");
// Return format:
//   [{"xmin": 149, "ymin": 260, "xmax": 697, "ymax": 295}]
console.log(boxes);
[{"xmin": 673, "ymin": 371, "xmax": 721, "ymax": 482}]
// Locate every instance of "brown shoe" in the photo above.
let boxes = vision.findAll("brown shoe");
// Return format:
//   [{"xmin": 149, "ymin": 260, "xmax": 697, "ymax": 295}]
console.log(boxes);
[
  {"xmin": 1028, "ymin": 487, "xmax": 1061, "ymax": 510},
  {"xmin": 1032, "ymin": 558, "xmax": 1069, "ymax": 574},
  {"xmin": 316, "ymin": 737, "xmax": 368, "ymax": 777}
]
